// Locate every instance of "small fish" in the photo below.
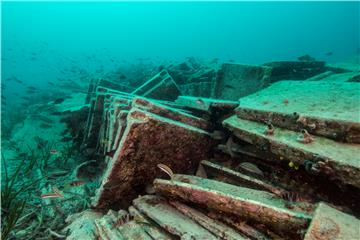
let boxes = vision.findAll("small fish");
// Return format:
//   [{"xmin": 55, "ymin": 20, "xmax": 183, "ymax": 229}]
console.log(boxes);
[
  {"xmin": 297, "ymin": 54, "xmax": 315, "ymax": 62},
  {"xmin": 237, "ymin": 162, "xmax": 264, "ymax": 177},
  {"xmin": 61, "ymin": 136, "xmax": 72, "ymax": 142},
  {"xmin": 27, "ymin": 86, "xmax": 37, "ymax": 90},
  {"xmin": 47, "ymin": 170, "xmax": 69, "ymax": 178},
  {"xmin": 325, "ymin": 51, "xmax": 333, "ymax": 56},
  {"xmin": 41, "ymin": 193, "xmax": 63, "ymax": 199},
  {"xmin": 41, "ymin": 187, "xmax": 63, "ymax": 199},
  {"xmin": 195, "ymin": 164, "xmax": 207, "ymax": 178},
  {"xmin": 105, "ymin": 150, "xmax": 116, "ymax": 158},
  {"xmin": 39, "ymin": 123, "xmax": 52, "ymax": 129},
  {"xmin": 26, "ymin": 90, "xmax": 37, "ymax": 94},
  {"xmin": 68, "ymin": 180, "xmax": 85, "ymax": 187},
  {"xmin": 283, "ymin": 99, "xmax": 289, "ymax": 105},
  {"xmin": 195, "ymin": 99, "xmax": 205, "ymax": 105},
  {"xmin": 14, "ymin": 78, "xmax": 23, "ymax": 84},
  {"xmin": 53, "ymin": 98, "xmax": 65, "ymax": 104},
  {"xmin": 50, "ymin": 149, "xmax": 58, "ymax": 155},
  {"xmin": 225, "ymin": 136, "xmax": 241, "ymax": 158},
  {"xmin": 103, "ymin": 181, "xmax": 120, "ymax": 190},
  {"xmin": 224, "ymin": 84, "xmax": 235, "ymax": 89},
  {"xmin": 157, "ymin": 163, "xmax": 174, "ymax": 179},
  {"xmin": 210, "ymin": 130, "xmax": 226, "ymax": 140},
  {"xmin": 145, "ymin": 184, "xmax": 156, "ymax": 194},
  {"xmin": 119, "ymin": 75, "xmax": 127, "ymax": 80}
]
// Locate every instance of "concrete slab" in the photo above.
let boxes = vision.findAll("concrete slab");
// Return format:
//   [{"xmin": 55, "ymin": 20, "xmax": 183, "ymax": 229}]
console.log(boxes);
[
  {"xmin": 201, "ymin": 160, "xmax": 285, "ymax": 196},
  {"xmin": 154, "ymin": 175, "xmax": 312, "ymax": 237},
  {"xmin": 236, "ymin": 81, "xmax": 360, "ymax": 143},
  {"xmin": 132, "ymin": 97, "xmax": 209, "ymax": 130},
  {"xmin": 128, "ymin": 206, "xmax": 175, "ymax": 239},
  {"xmin": 93, "ymin": 109, "xmax": 214, "ymax": 208},
  {"xmin": 133, "ymin": 195, "xmax": 217, "ymax": 239},
  {"xmin": 168, "ymin": 200, "xmax": 247, "ymax": 240},
  {"xmin": 304, "ymin": 203, "xmax": 360, "ymax": 240},
  {"xmin": 223, "ymin": 116, "xmax": 360, "ymax": 188},
  {"xmin": 117, "ymin": 221, "xmax": 153, "ymax": 240},
  {"xmin": 214, "ymin": 63, "xmax": 272, "ymax": 100},
  {"xmin": 132, "ymin": 70, "xmax": 181, "ymax": 101},
  {"xmin": 307, "ymin": 71, "xmax": 360, "ymax": 83},
  {"xmin": 263, "ymin": 61, "xmax": 326, "ymax": 82},
  {"xmin": 83, "ymin": 87, "xmax": 133, "ymax": 148}
]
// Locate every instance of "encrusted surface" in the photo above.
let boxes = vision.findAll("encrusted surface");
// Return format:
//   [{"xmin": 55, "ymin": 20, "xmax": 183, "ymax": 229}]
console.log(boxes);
[
  {"xmin": 236, "ymin": 81, "xmax": 360, "ymax": 143},
  {"xmin": 93, "ymin": 109, "xmax": 213, "ymax": 208},
  {"xmin": 154, "ymin": 175, "xmax": 312, "ymax": 236},
  {"xmin": 133, "ymin": 97, "xmax": 209, "ymax": 130},
  {"xmin": 133, "ymin": 195, "xmax": 217, "ymax": 239},
  {"xmin": 304, "ymin": 203, "xmax": 360, "ymax": 240},
  {"xmin": 223, "ymin": 115, "xmax": 360, "ymax": 188}
]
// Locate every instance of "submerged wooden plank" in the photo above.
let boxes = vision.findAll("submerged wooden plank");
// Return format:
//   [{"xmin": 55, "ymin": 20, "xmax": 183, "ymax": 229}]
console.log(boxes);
[
  {"xmin": 223, "ymin": 116, "xmax": 360, "ymax": 188},
  {"xmin": 235, "ymin": 81, "xmax": 360, "ymax": 143},
  {"xmin": 154, "ymin": 175, "xmax": 312, "ymax": 236},
  {"xmin": 133, "ymin": 195, "xmax": 217, "ymax": 239},
  {"xmin": 304, "ymin": 203, "xmax": 360, "ymax": 240}
]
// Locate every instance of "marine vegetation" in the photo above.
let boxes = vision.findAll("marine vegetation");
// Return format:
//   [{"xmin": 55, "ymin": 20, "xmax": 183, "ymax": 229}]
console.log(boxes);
[{"xmin": 1, "ymin": 153, "xmax": 39, "ymax": 240}]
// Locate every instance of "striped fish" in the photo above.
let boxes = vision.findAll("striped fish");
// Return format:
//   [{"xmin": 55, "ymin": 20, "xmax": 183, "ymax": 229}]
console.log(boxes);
[
  {"xmin": 41, "ymin": 187, "xmax": 64, "ymax": 199},
  {"xmin": 238, "ymin": 162, "xmax": 264, "ymax": 177},
  {"xmin": 157, "ymin": 163, "xmax": 174, "ymax": 179}
]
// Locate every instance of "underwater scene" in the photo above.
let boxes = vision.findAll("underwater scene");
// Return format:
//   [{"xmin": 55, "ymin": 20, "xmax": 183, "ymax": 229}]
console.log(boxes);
[{"xmin": 1, "ymin": 1, "xmax": 359, "ymax": 239}]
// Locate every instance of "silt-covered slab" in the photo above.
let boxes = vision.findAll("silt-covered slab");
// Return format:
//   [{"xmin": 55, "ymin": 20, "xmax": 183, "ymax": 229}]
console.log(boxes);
[
  {"xmin": 223, "ymin": 115, "xmax": 360, "ymax": 188},
  {"xmin": 236, "ymin": 81, "xmax": 360, "ymax": 143}
]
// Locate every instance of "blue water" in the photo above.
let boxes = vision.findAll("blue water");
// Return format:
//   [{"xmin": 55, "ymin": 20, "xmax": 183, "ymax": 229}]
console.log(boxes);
[
  {"xmin": 1, "ymin": 1, "xmax": 359, "ymax": 110},
  {"xmin": 2, "ymin": 2, "xmax": 359, "ymax": 84}
]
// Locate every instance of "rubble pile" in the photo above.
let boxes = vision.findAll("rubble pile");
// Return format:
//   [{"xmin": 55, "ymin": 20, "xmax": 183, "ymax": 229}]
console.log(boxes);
[{"xmin": 64, "ymin": 60, "xmax": 359, "ymax": 240}]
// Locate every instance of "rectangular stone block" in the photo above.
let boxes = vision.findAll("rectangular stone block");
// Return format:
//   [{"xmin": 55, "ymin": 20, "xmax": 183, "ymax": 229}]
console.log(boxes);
[
  {"xmin": 132, "ymin": 70, "xmax": 181, "ymax": 101},
  {"xmin": 154, "ymin": 175, "xmax": 312, "ymax": 237},
  {"xmin": 304, "ymin": 203, "xmax": 360, "ymax": 240},
  {"xmin": 214, "ymin": 63, "xmax": 272, "ymax": 100},
  {"xmin": 92, "ymin": 109, "xmax": 214, "ymax": 208},
  {"xmin": 223, "ymin": 115, "xmax": 360, "ymax": 189},
  {"xmin": 236, "ymin": 81, "xmax": 360, "ymax": 143},
  {"xmin": 133, "ymin": 195, "xmax": 217, "ymax": 239}
]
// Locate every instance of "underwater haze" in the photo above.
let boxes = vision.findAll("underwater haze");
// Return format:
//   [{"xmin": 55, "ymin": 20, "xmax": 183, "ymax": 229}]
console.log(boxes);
[{"xmin": 2, "ymin": 2, "xmax": 359, "ymax": 88}]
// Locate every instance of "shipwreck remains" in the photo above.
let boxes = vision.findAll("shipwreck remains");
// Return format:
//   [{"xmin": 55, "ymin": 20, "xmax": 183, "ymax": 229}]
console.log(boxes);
[{"xmin": 64, "ymin": 59, "xmax": 360, "ymax": 240}]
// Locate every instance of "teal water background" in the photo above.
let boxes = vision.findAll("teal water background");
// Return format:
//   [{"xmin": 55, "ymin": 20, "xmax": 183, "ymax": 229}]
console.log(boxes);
[{"xmin": 2, "ymin": 1, "xmax": 359, "ymax": 90}]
